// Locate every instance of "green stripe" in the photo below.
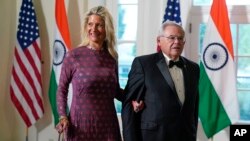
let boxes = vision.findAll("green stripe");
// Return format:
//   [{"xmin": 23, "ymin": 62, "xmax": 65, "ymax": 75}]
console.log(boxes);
[
  {"xmin": 199, "ymin": 63, "xmax": 231, "ymax": 138},
  {"xmin": 48, "ymin": 69, "xmax": 59, "ymax": 125}
]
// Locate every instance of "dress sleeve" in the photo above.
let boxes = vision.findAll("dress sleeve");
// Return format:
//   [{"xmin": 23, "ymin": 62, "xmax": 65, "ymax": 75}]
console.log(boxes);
[
  {"xmin": 115, "ymin": 62, "xmax": 124, "ymax": 102},
  {"xmin": 56, "ymin": 51, "xmax": 75, "ymax": 117}
]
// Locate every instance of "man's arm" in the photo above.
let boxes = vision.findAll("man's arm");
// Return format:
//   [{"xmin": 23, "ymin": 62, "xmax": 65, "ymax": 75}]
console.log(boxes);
[{"xmin": 122, "ymin": 58, "xmax": 145, "ymax": 141}]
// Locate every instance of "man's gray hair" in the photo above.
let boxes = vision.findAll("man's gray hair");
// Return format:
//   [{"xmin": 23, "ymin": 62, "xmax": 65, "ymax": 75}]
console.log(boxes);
[{"xmin": 158, "ymin": 21, "xmax": 185, "ymax": 36}]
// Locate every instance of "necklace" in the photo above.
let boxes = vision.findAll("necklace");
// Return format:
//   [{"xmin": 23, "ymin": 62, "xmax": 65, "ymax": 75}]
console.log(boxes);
[
  {"xmin": 87, "ymin": 45, "xmax": 96, "ymax": 50},
  {"xmin": 87, "ymin": 45, "xmax": 103, "ymax": 51}
]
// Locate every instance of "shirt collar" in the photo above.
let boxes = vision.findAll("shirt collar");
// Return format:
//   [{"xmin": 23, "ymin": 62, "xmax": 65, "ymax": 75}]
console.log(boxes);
[{"xmin": 162, "ymin": 52, "xmax": 180, "ymax": 65}]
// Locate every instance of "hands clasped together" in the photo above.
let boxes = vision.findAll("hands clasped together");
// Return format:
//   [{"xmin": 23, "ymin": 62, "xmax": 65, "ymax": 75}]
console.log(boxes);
[{"xmin": 55, "ymin": 100, "xmax": 144, "ymax": 133}]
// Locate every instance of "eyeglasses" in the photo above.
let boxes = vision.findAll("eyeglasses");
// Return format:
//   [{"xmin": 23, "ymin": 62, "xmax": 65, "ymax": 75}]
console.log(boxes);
[{"xmin": 161, "ymin": 35, "xmax": 185, "ymax": 43}]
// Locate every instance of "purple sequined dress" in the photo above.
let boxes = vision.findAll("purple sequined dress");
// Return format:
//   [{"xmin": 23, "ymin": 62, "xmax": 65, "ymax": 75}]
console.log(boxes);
[{"xmin": 57, "ymin": 46, "xmax": 122, "ymax": 141}]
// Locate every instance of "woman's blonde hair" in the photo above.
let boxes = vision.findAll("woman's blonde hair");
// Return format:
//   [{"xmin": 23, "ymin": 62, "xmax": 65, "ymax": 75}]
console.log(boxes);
[{"xmin": 80, "ymin": 6, "xmax": 118, "ymax": 61}]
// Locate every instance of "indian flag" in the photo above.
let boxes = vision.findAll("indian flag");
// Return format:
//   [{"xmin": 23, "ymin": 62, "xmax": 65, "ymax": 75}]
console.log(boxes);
[
  {"xmin": 49, "ymin": 0, "xmax": 72, "ymax": 125},
  {"xmin": 199, "ymin": 0, "xmax": 239, "ymax": 138}
]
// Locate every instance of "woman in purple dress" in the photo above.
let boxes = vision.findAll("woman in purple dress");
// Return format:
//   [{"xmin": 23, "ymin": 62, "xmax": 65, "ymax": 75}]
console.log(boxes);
[{"xmin": 56, "ymin": 6, "xmax": 142, "ymax": 141}]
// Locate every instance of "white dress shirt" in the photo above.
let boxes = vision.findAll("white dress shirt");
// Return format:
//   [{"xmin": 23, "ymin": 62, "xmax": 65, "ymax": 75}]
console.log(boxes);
[{"xmin": 163, "ymin": 53, "xmax": 185, "ymax": 104}]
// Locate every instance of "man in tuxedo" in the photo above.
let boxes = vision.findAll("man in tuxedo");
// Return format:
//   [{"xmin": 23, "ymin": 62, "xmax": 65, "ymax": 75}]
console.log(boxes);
[{"xmin": 122, "ymin": 21, "xmax": 200, "ymax": 141}]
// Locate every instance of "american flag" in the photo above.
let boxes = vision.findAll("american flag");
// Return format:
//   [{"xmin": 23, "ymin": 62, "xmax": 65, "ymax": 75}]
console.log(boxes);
[
  {"xmin": 163, "ymin": 0, "xmax": 181, "ymax": 24},
  {"xmin": 10, "ymin": 0, "xmax": 44, "ymax": 127}
]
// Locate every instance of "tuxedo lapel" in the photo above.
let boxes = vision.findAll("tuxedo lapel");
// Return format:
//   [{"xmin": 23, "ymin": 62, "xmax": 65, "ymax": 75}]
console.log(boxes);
[
  {"xmin": 156, "ymin": 57, "xmax": 177, "ymax": 95},
  {"xmin": 180, "ymin": 57, "xmax": 190, "ymax": 103}
]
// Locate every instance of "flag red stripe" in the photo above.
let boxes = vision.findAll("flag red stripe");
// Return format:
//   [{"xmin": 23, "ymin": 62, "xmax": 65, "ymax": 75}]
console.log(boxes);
[
  {"xmin": 15, "ymin": 50, "xmax": 44, "ymax": 112},
  {"xmin": 23, "ymin": 48, "xmax": 42, "ymax": 86},
  {"xmin": 23, "ymin": 45, "xmax": 44, "ymax": 112},
  {"xmin": 10, "ymin": 86, "xmax": 32, "ymax": 127},
  {"xmin": 32, "ymin": 42, "xmax": 42, "ymax": 63},
  {"xmin": 13, "ymin": 50, "xmax": 40, "ymax": 120},
  {"xmin": 15, "ymin": 48, "xmax": 44, "ymax": 113},
  {"xmin": 12, "ymin": 67, "xmax": 40, "ymax": 121}
]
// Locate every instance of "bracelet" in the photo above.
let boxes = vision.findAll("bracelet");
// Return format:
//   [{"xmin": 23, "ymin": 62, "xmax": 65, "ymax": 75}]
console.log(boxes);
[{"xmin": 59, "ymin": 116, "xmax": 68, "ymax": 122}]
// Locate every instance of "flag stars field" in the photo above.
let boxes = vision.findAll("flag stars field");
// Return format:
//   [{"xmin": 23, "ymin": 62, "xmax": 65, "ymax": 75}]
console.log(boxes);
[
  {"xmin": 163, "ymin": 0, "xmax": 181, "ymax": 24},
  {"xmin": 17, "ymin": 5, "xmax": 39, "ymax": 49}
]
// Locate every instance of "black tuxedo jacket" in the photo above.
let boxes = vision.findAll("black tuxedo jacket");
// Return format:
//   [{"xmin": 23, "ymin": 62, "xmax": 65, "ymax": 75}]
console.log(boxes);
[{"xmin": 122, "ymin": 52, "xmax": 200, "ymax": 141}]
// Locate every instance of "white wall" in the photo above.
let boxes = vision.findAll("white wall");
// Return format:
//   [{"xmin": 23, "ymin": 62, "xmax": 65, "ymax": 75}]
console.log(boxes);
[
  {"xmin": 0, "ymin": 0, "xmax": 230, "ymax": 140},
  {"xmin": 0, "ymin": 1, "xmax": 18, "ymax": 141}
]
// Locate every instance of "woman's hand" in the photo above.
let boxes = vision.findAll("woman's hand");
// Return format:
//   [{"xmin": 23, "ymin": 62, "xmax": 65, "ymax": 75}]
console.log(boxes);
[
  {"xmin": 56, "ymin": 116, "xmax": 69, "ymax": 133},
  {"xmin": 132, "ymin": 100, "xmax": 144, "ymax": 113}
]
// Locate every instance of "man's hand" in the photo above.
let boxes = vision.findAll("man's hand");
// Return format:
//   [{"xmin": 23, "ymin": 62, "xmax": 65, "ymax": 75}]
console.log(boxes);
[{"xmin": 132, "ymin": 100, "xmax": 144, "ymax": 113}]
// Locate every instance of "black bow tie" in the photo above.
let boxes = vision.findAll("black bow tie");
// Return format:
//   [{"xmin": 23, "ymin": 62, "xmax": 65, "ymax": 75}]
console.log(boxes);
[{"xmin": 169, "ymin": 60, "xmax": 183, "ymax": 68}]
